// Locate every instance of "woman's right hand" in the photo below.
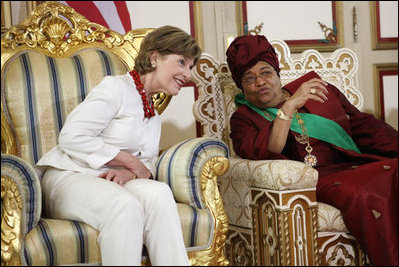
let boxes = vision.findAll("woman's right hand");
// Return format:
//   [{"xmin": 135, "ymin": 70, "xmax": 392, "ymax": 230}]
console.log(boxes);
[
  {"xmin": 99, "ymin": 169, "xmax": 137, "ymax": 185},
  {"xmin": 106, "ymin": 151, "xmax": 152, "ymax": 179}
]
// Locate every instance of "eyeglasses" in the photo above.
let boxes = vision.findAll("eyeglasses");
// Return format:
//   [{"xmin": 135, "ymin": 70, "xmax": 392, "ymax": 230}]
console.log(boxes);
[{"xmin": 242, "ymin": 69, "xmax": 275, "ymax": 85}]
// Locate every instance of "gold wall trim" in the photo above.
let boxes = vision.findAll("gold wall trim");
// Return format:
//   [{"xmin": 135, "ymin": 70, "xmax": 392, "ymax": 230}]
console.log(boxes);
[
  {"xmin": 236, "ymin": 1, "xmax": 244, "ymax": 36},
  {"xmin": 335, "ymin": 1, "xmax": 344, "ymax": 48},
  {"xmin": 192, "ymin": 1, "xmax": 204, "ymax": 52}
]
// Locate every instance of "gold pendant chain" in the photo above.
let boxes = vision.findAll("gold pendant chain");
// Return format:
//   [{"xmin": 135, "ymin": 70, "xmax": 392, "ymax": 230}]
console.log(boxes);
[{"xmin": 294, "ymin": 112, "xmax": 318, "ymax": 167}]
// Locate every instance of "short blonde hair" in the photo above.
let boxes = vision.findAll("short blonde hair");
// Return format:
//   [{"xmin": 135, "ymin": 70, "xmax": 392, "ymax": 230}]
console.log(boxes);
[{"xmin": 134, "ymin": 25, "xmax": 202, "ymax": 75}]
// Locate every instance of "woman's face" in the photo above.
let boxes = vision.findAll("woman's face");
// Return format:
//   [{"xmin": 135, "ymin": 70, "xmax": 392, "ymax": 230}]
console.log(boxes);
[
  {"xmin": 151, "ymin": 53, "xmax": 194, "ymax": 96},
  {"xmin": 241, "ymin": 61, "xmax": 282, "ymax": 108}
]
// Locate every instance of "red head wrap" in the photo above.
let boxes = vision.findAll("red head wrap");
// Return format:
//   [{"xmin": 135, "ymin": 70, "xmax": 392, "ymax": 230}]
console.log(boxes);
[{"xmin": 226, "ymin": 35, "xmax": 280, "ymax": 89}]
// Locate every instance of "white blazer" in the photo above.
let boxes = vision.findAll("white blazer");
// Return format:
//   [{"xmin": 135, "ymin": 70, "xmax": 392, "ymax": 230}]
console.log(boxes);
[{"xmin": 36, "ymin": 73, "xmax": 161, "ymax": 176}]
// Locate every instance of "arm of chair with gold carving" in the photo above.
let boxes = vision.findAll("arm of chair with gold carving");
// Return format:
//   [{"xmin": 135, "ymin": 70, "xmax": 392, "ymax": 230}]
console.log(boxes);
[
  {"xmin": 236, "ymin": 158, "xmax": 318, "ymax": 190},
  {"xmin": 1, "ymin": 153, "xmax": 42, "ymax": 266},
  {"xmin": 219, "ymin": 157, "xmax": 318, "ymax": 226},
  {"xmin": 155, "ymin": 137, "xmax": 230, "ymax": 266},
  {"xmin": 221, "ymin": 156, "xmax": 321, "ymax": 265}
]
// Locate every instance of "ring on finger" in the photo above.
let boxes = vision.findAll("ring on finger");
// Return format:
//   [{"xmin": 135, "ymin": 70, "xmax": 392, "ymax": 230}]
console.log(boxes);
[{"xmin": 310, "ymin": 88, "xmax": 317, "ymax": 94}]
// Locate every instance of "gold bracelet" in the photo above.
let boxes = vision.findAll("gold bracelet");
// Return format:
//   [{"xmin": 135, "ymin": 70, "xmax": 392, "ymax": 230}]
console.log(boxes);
[{"xmin": 277, "ymin": 108, "xmax": 292, "ymax": 120}]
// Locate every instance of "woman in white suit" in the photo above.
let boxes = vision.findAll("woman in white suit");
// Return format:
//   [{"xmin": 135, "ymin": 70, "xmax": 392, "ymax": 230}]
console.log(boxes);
[{"xmin": 36, "ymin": 25, "xmax": 201, "ymax": 266}]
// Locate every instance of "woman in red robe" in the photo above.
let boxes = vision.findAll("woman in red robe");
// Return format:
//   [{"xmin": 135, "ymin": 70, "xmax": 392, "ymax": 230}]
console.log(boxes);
[{"xmin": 226, "ymin": 35, "xmax": 398, "ymax": 266}]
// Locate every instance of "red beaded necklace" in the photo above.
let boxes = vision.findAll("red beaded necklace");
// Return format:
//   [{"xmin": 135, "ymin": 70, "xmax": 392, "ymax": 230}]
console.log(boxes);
[{"xmin": 129, "ymin": 70, "xmax": 155, "ymax": 118}]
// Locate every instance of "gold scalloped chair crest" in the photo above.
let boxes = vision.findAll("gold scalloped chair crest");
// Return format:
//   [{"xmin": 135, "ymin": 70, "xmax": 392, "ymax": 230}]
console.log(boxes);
[{"xmin": 1, "ymin": 1, "xmax": 229, "ymax": 266}]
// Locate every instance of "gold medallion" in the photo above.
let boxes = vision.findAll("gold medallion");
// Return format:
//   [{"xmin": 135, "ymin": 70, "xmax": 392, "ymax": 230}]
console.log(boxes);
[{"xmin": 304, "ymin": 153, "xmax": 318, "ymax": 167}]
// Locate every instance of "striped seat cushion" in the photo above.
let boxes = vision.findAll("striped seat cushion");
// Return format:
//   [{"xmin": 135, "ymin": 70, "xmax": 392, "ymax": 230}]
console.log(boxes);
[
  {"xmin": 2, "ymin": 49, "xmax": 128, "ymax": 165},
  {"xmin": 24, "ymin": 203, "xmax": 213, "ymax": 265},
  {"xmin": 24, "ymin": 219, "xmax": 101, "ymax": 266}
]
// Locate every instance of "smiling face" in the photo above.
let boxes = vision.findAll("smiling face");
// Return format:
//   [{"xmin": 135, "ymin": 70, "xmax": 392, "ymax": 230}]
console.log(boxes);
[
  {"xmin": 241, "ymin": 61, "xmax": 282, "ymax": 109},
  {"xmin": 150, "ymin": 53, "xmax": 194, "ymax": 96}
]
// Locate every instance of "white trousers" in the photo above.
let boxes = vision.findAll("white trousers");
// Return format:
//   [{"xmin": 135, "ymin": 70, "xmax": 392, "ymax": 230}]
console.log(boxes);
[{"xmin": 42, "ymin": 167, "xmax": 190, "ymax": 266}]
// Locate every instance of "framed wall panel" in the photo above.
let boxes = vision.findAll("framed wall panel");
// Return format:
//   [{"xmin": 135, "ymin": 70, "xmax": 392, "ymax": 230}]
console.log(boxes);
[
  {"xmin": 373, "ymin": 63, "xmax": 398, "ymax": 130},
  {"xmin": 370, "ymin": 1, "xmax": 398, "ymax": 50},
  {"xmin": 239, "ymin": 1, "xmax": 344, "ymax": 52}
]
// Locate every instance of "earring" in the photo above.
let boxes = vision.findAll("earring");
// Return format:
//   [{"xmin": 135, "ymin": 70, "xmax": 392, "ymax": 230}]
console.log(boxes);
[{"xmin": 151, "ymin": 63, "xmax": 156, "ymax": 68}]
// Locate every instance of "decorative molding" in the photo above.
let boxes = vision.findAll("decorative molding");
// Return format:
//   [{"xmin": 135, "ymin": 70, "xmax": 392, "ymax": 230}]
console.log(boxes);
[
  {"xmin": 248, "ymin": 22, "xmax": 263, "ymax": 36},
  {"xmin": 224, "ymin": 228, "xmax": 254, "ymax": 266},
  {"xmin": 318, "ymin": 232, "xmax": 367, "ymax": 266},
  {"xmin": 318, "ymin": 21, "xmax": 337, "ymax": 44}
]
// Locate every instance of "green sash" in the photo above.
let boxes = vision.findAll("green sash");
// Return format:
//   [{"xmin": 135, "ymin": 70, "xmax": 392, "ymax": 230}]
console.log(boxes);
[{"xmin": 235, "ymin": 92, "xmax": 361, "ymax": 153}]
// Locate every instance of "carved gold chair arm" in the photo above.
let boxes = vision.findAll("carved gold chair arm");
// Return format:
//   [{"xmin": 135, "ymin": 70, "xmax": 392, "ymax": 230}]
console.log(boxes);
[{"xmin": 1, "ymin": 154, "xmax": 42, "ymax": 266}]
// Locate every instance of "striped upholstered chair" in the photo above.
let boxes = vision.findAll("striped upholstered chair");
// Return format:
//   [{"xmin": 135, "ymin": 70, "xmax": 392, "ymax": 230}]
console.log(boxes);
[{"xmin": 1, "ymin": 2, "xmax": 229, "ymax": 266}]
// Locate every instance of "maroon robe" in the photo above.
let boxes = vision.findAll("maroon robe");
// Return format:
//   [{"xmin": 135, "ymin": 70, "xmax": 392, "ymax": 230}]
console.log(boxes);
[{"xmin": 230, "ymin": 71, "xmax": 398, "ymax": 266}]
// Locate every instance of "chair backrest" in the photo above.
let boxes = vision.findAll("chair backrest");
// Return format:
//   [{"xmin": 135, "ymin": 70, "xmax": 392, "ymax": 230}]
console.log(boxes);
[
  {"xmin": 192, "ymin": 40, "xmax": 363, "ymax": 155},
  {"xmin": 1, "ymin": 1, "xmax": 169, "ymax": 165}
]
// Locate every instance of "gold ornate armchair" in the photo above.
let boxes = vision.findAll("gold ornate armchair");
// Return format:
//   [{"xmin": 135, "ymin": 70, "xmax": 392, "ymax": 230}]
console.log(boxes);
[
  {"xmin": 192, "ymin": 40, "xmax": 368, "ymax": 265},
  {"xmin": 1, "ymin": 2, "xmax": 229, "ymax": 265}
]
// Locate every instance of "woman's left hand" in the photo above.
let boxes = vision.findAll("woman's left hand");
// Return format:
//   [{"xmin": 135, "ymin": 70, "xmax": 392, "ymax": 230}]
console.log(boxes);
[
  {"xmin": 99, "ymin": 168, "xmax": 136, "ymax": 185},
  {"xmin": 284, "ymin": 78, "xmax": 329, "ymax": 112}
]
